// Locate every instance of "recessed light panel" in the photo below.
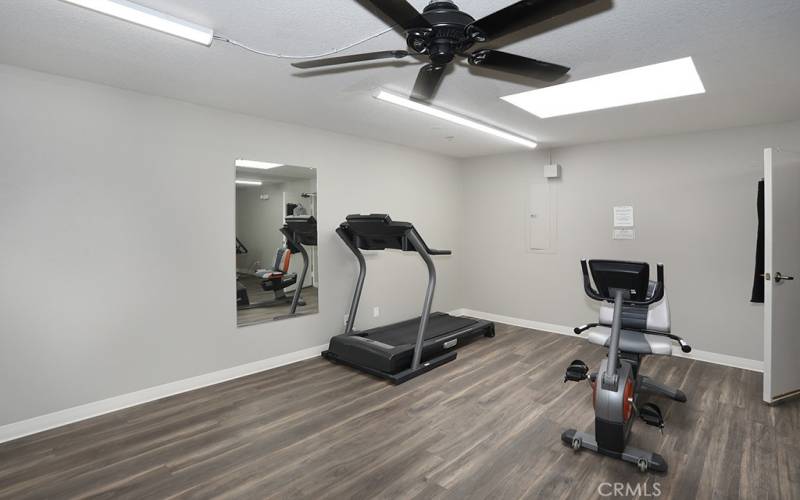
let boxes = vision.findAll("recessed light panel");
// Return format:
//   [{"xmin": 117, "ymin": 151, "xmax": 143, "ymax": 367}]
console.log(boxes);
[{"xmin": 501, "ymin": 57, "xmax": 705, "ymax": 118}]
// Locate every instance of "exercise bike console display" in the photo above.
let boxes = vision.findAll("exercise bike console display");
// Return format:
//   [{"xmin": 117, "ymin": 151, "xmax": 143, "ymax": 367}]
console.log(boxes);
[{"xmin": 585, "ymin": 259, "xmax": 655, "ymax": 303}]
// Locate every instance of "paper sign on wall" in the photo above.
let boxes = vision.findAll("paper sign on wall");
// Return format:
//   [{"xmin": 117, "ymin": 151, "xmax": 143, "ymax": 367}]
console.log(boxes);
[
  {"xmin": 613, "ymin": 229, "xmax": 636, "ymax": 240},
  {"xmin": 613, "ymin": 206, "xmax": 634, "ymax": 227}
]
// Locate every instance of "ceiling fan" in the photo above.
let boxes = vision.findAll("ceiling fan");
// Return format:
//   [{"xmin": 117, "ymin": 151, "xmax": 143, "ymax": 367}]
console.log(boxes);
[{"xmin": 292, "ymin": 0, "xmax": 599, "ymax": 101}]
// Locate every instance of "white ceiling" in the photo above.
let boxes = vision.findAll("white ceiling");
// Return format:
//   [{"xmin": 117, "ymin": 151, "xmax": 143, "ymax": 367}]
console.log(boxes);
[{"xmin": 1, "ymin": 0, "xmax": 799, "ymax": 158}]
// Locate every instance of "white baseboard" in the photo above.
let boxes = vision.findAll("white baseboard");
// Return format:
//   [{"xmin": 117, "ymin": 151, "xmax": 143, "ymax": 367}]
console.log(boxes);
[
  {"xmin": 0, "ymin": 343, "xmax": 328, "ymax": 445},
  {"xmin": 451, "ymin": 309, "xmax": 764, "ymax": 373}
]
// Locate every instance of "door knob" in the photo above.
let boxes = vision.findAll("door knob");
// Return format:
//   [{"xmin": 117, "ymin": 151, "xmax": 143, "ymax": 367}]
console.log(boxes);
[{"xmin": 775, "ymin": 272, "xmax": 795, "ymax": 283}]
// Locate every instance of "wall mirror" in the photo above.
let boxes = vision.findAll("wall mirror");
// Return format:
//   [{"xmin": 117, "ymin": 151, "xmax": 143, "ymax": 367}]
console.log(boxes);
[{"xmin": 235, "ymin": 160, "xmax": 318, "ymax": 327}]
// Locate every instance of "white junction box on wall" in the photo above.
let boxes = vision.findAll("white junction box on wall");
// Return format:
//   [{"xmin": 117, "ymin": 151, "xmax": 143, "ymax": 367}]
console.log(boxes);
[{"xmin": 543, "ymin": 164, "xmax": 561, "ymax": 179}]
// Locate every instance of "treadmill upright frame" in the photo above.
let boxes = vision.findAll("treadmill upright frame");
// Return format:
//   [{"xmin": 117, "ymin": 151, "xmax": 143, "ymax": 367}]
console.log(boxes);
[
  {"xmin": 405, "ymin": 229, "xmax": 436, "ymax": 370},
  {"xmin": 336, "ymin": 225, "xmax": 367, "ymax": 335}
]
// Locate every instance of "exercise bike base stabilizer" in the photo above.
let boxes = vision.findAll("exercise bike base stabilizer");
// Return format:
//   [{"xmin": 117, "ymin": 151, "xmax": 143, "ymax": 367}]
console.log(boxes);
[{"xmin": 561, "ymin": 260, "xmax": 691, "ymax": 473}]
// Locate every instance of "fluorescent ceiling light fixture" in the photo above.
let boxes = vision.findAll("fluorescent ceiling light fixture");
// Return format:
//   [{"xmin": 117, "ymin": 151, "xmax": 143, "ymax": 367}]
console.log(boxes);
[
  {"xmin": 501, "ymin": 57, "xmax": 705, "ymax": 118},
  {"xmin": 235, "ymin": 159, "xmax": 284, "ymax": 170},
  {"xmin": 375, "ymin": 90, "xmax": 537, "ymax": 149},
  {"xmin": 235, "ymin": 180, "xmax": 263, "ymax": 186},
  {"xmin": 59, "ymin": 0, "xmax": 214, "ymax": 46}
]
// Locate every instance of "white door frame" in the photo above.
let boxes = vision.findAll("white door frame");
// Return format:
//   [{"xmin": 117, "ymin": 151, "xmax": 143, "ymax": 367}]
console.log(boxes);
[{"xmin": 763, "ymin": 147, "xmax": 774, "ymax": 403}]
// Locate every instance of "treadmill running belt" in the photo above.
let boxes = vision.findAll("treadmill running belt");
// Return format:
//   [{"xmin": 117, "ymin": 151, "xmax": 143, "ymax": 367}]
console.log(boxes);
[{"xmin": 363, "ymin": 312, "xmax": 478, "ymax": 346}]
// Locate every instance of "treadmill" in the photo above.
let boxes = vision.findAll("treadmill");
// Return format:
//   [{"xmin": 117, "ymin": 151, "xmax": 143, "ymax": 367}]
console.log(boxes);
[
  {"xmin": 323, "ymin": 214, "xmax": 494, "ymax": 383},
  {"xmin": 277, "ymin": 215, "xmax": 317, "ymax": 318}
]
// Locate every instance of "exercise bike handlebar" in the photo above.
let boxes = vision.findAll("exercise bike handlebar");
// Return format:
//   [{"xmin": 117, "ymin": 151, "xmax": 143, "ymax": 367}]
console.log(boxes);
[
  {"xmin": 573, "ymin": 324, "xmax": 692, "ymax": 353},
  {"xmin": 574, "ymin": 323, "xmax": 599, "ymax": 334},
  {"xmin": 642, "ymin": 330, "xmax": 692, "ymax": 353}
]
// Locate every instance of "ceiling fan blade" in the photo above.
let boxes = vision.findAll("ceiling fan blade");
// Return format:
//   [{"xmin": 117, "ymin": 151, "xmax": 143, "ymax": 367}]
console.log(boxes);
[
  {"xmin": 292, "ymin": 50, "xmax": 409, "ymax": 69},
  {"xmin": 469, "ymin": 0, "xmax": 598, "ymax": 41},
  {"xmin": 411, "ymin": 64, "xmax": 446, "ymax": 101},
  {"xmin": 468, "ymin": 49, "xmax": 569, "ymax": 81},
  {"xmin": 362, "ymin": 0, "xmax": 432, "ymax": 30}
]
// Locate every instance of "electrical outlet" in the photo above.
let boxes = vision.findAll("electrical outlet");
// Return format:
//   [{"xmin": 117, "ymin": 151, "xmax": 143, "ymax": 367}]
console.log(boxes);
[{"xmin": 373, "ymin": 306, "xmax": 380, "ymax": 318}]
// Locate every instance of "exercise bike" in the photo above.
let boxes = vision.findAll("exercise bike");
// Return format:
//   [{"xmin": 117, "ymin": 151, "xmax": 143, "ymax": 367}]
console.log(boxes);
[{"xmin": 562, "ymin": 259, "xmax": 691, "ymax": 473}]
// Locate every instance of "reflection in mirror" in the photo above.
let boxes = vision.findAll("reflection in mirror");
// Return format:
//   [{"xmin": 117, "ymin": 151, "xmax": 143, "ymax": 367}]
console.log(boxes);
[{"xmin": 235, "ymin": 161, "xmax": 318, "ymax": 327}]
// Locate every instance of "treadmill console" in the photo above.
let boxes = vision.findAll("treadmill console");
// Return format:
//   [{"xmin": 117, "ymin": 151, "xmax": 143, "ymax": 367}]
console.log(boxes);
[
  {"xmin": 341, "ymin": 213, "xmax": 415, "ymax": 251},
  {"xmin": 284, "ymin": 215, "xmax": 318, "ymax": 246}
]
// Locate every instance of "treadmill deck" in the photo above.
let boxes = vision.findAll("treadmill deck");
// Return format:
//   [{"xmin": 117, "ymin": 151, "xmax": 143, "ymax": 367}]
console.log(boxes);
[{"xmin": 324, "ymin": 313, "xmax": 494, "ymax": 381}]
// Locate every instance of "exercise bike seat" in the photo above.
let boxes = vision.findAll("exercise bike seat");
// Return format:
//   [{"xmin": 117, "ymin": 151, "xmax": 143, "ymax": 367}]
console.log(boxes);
[
  {"xmin": 586, "ymin": 327, "xmax": 673, "ymax": 356},
  {"xmin": 587, "ymin": 279, "xmax": 673, "ymax": 355}
]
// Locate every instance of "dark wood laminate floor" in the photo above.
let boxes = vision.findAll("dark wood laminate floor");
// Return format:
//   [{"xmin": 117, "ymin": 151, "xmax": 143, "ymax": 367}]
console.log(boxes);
[{"xmin": 1, "ymin": 324, "xmax": 798, "ymax": 500}]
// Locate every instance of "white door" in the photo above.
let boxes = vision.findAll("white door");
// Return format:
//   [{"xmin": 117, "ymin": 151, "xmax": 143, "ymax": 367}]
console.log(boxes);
[{"xmin": 763, "ymin": 147, "xmax": 800, "ymax": 403}]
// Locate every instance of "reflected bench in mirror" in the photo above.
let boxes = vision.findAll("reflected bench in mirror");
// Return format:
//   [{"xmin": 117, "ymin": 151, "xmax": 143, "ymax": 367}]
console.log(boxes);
[{"xmin": 235, "ymin": 162, "xmax": 318, "ymax": 327}]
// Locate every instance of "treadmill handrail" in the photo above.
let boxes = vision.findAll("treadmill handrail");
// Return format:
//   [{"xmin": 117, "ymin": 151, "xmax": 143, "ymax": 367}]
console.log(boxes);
[
  {"xmin": 426, "ymin": 248, "xmax": 451, "ymax": 255},
  {"xmin": 406, "ymin": 227, "xmax": 452, "ymax": 256},
  {"xmin": 337, "ymin": 226, "xmax": 366, "ymax": 334}
]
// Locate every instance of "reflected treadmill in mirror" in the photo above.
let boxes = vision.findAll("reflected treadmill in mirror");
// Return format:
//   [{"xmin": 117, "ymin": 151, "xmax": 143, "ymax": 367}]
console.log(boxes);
[{"xmin": 235, "ymin": 163, "xmax": 318, "ymax": 327}]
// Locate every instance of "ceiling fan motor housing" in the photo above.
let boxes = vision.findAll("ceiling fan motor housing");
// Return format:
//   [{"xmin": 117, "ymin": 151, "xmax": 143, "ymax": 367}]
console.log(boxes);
[{"xmin": 407, "ymin": 1, "xmax": 476, "ymax": 66}]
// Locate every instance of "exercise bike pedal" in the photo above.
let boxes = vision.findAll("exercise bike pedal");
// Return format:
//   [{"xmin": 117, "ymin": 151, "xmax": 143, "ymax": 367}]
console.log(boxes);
[
  {"xmin": 639, "ymin": 402, "xmax": 664, "ymax": 430},
  {"xmin": 564, "ymin": 360, "xmax": 589, "ymax": 382}
]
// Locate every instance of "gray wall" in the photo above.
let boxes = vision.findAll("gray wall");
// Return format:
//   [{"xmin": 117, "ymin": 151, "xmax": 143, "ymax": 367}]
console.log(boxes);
[
  {"xmin": 459, "ymin": 120, "xmax": 800, "ymax": 361},
  {"xmin": 0, "ymin": 64, "xmax": 464, "ymax": 426}
]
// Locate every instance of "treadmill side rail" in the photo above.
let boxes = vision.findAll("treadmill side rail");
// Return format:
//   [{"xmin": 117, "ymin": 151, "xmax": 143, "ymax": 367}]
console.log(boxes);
[
  {"xmin": 322, "ymin": 350, "xmax": 457, "ymax": 384},
  {"xmin": 389, "ymin": 351, "xmax": 457, "ymax": 383}
]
